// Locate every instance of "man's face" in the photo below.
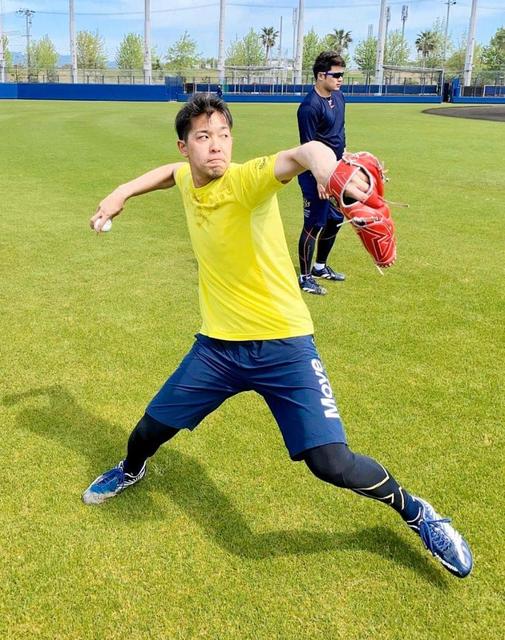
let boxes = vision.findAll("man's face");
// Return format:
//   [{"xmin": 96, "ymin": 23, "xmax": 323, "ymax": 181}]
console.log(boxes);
[
  {"xmin": 317, "ymin": 65, "xmax": 345, "ymax": 92},
  {"xmin": 177, "ymin": 111, "xmax": 233, "ymax": 187}
]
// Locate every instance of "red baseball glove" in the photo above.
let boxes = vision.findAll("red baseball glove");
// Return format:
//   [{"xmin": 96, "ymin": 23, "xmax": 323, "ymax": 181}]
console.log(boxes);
[{"xmin": 327, "ymin": 152, "xmax": 396, "ymax": 268}]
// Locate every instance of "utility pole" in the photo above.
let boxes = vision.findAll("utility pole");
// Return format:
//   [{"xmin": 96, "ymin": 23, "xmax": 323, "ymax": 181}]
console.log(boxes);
[
  {"xmin": 69, "ymin": 0, "xmax": 77, "ymax": 83},
  {"xmin": 17, "ymin": 8, "xmax": 35, "ymax": 74},
  {"xmin": 443, "ymin": 1, "xmax": 456, "ymax": 64},
  {"xmin": 374, "ymin": 0, "xmax": 387, "ymax": 91},
  {"xmin": 401, "ymin": 5, "xmax": 408, "ymax": 41},
  {"xmin": 217, "ymin": 0, "xmax": 226, "ymax": 84},
  {"xmin": 367, "ymin": 24, "xmax": 373, "ymax": 40},
  {"xmin": 144, "ymin": 0, "xmax": 152, "ymax": 84},
  {"xmin": 278, "ymin": 15, "xmax": 283, "ymax": 65},
  {"xmin": 0, "ymin": 0, "xmax": 5, "ymax": 83},
  {"xmin": 294, "ymin": 0, "xmax": 304, "ymax": 85},
  {"xmin": 463, "ymin": 0, "xmax": 478, "ymax": 86}
]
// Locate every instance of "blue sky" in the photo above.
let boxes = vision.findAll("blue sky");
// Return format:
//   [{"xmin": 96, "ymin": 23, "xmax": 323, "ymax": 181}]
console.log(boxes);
[{"xmin": 2, "ymin": 0, "xmax": 504, "ymax": 61}]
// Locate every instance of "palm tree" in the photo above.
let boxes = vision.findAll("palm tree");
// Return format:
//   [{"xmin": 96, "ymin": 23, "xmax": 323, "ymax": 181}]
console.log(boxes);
[
  {"xmin": 326, "ymin": 29, "xmax": 352, "ymax": 55},
  {"xmin": 415, "ymin": 30, "xmax": 437, "ymax": 62},
  {"xmin": 260, "ymin": 26, "xmax": 279, "ymax": 62}
]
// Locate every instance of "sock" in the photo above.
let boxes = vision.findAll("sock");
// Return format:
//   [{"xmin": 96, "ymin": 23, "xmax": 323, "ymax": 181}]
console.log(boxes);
[{"xmin": 314, "ymin": 262, "xmax": 325, "ymax": 271}]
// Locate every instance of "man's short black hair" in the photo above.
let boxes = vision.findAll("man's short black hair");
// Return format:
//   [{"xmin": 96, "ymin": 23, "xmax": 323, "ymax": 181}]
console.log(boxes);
[
  {"xmin": 313, "ymin": 51, "xmax": 346, "ymax": 79},
  {"xmin": 175, "ymin": 93, "xmax": 233, "ymax": 141}
]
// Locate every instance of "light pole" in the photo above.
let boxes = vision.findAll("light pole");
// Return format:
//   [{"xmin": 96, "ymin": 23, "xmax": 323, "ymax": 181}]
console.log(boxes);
[
  {"xmin": 374, "ymin": 0, "xmax": 387, "ymax": 91},
  {"xmin": 69, "ymin": 0, "xmax": 77, "ymax": 83},
  {"xmin": 217, "ymin": 0, "xmax": 226, "ymax": 85},
  {"xmin": 463, "ymin": 0, "xmax": 478, "ymax": 86},
  {"xmin": 144, "ymin": 0, "xmax": 152, "ymax": 84},
  {"xmin": 294, "ymin": 0, "xmax": 304, "ymax": 85},
  {"xmin": 0, "ymin": 0, "xmax": 5, "ymax": 83},
  {"xmin": 17, "ymin": 8, "xmax": 35, "ymax": 74},
  {"xmin": 401, "ymin": 5, "xmax": 408, "ymax": 41},
  {"xmin": 292, "ymin": 7, "xmax": 297, "ymax": 69},
  {"xmin": 443, "ymin": 1, "xmax": 456, "ymax": 64},
  {"xmin": 384, "ymin": 5, "xmax": 391, "ymax": 63}
]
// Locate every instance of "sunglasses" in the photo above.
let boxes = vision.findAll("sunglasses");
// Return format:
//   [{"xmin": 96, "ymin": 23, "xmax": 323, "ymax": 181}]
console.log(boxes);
[{"xmin": 325, "ymin": 72, "xmax": 345, "ymax": 79}]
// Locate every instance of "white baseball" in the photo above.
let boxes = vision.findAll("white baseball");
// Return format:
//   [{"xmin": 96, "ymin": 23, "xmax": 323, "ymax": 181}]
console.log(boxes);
[{"xmin": 95, "ymin": 218, "xmax": 112, "ymax": 232}]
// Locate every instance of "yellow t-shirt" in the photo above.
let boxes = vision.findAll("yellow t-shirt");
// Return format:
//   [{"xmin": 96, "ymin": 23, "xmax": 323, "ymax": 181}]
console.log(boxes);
[{"xmin": 175, "ymin": 154, "xmax": 314, "ymax": 340}]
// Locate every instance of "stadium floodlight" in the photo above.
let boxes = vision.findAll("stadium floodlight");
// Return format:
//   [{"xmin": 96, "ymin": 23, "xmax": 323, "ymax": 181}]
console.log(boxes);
[
  {"xmin": 144, "ymin": 0, "xmax": 152, "ymax": 84},
  {"xmin": 384, "ymin": 5, "xmax": 391, "ymax": 62},
  {"xmin": 69, "ymin": 0, "xmax": 77, "ymax": 83},
  {"xmin": 218, "ymin": 0, "xmax": 226, "ymax": 85},
  {"xmin": 17, "ymin": 7, "xmax": 35, "ymax": 72},
  {"xmin": 463, "ymin": 0, "xmax": 478, "ymax": 86},
  {"xmin": 294, "ymin": 0, "xmax": 304, "ymax": 85},
  {"xmin": 443, "ymin": 1, "xmax": 456, "ymax": 64},
  {"xmin": 401, "ymin": 5, "xmax": 408, "ymax": 41},
  {"xmin": 277, "ymin": 15, "xmax": 283, "ymax": 66},
  {"xmin": 0, "ymin": 0, "xmax": 5, "ymax": 83},
  {"xmin": 374, "ymin": 0, "xmax": 387, "ymax": 91},
  {"xmin": 292, "ymin": 7, "xmax": 297, "ymax": 65}
]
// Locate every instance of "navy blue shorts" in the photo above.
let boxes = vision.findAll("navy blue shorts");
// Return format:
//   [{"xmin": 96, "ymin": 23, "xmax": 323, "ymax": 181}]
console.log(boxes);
[
  {"xmin": 298, "ymin": 171, "xmax": 344, "ymax": 228},
  {"xmin": 146, "ymin": 334, "xmax": 347, "ymax": 460}
]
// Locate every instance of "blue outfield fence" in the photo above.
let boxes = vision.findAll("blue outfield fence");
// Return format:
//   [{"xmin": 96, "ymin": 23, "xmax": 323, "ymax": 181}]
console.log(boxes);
[
  {"xmin": 484, "ymin": 85, "xmax": 505, "ymax": 97},
  {"xmin": 1, "ymin": 82, "xmax": 442, "ymax": 103},
  {"xmin": 4, "ymin": 77, "xmax": 502, "ymax": 104},
  {"xmin": 0, "ymin": 78, "xmax": 182, "ymax": 102},
  {"xmin": 191, "ymin": 82, "xmax": 440, "ymax": 96}
]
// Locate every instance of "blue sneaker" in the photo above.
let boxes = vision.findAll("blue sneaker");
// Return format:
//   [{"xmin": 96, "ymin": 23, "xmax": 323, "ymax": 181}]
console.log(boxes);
[
  {"xmin": 311, "ymin": 265, "xmax": 346, "ymax": 281},
  {"xmin": 82, "ymin": 460, "xmax": 146, "ymax": 505},
  {"xmin": 412, "ymin": 497, "xmax": 473, "ymax": 578},
  {"xmin": 299, "ymin": 275, "xmax": 327, "ymax": 295}
]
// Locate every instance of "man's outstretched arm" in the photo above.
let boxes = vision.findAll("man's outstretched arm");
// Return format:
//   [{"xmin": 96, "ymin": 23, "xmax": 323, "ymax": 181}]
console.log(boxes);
[
  {"xmin": 274, "ymin": 141, "xmax": 369, "ymax": 202},
  {"xmin": 90, "ymin": 162, "xmax": 185, "ymax": 231}
]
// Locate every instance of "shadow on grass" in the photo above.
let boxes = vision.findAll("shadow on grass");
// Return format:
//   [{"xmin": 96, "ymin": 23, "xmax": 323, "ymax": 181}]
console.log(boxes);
[
  {"xmin": 4, "ymin": 385, "xmax": 448, "ymax": 588},
  {"xmin": 3, "ymin": 384, "xmax": 164, "ymax": 520}
]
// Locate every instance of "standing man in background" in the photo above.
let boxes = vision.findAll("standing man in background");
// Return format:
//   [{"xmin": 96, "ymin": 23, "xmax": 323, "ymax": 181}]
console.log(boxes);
[{"xmin": 297, "ymin": 51, "xmax": 347, "ymax": 296}]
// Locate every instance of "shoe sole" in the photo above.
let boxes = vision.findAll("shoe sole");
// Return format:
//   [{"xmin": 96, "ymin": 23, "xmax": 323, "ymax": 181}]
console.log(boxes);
[
  {"xmin": 301, "ymin": 287, "xmax": 327, "ymax": 295},
  {"xmin": 82, "ymin": 488, "xmax": 120, "ymax": 505},
  {"xmin": 311, "ymin": 273, "xmax": 346, "ymax": 281}
]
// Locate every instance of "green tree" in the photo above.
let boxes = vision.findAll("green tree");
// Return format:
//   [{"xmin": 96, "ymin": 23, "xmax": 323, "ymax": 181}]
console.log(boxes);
[
  {"xmin": 165, "ymin": 31, "xmax": 202, "ymax": 74},
  {"xmin": 482, "ymin": 27, "xmax": 505, "ymax": 69},
  {"xmin": 302, "ymin": 28, "xmax": 324, "ymax": 71},
  {"xmin": 226, "ymin": 29, "xmax": 264, "ymax": 68},
  {"xmin": 204, "ymin": 57, "xmax": 218, "ymax": 69},
  {"xmin": 385, "ymin": 30, "xmax": 410, "ymax": 66},
  {"xmin": 77, "ymin": 31, "xmax": 107, "ymax": 69},
  {"xmin": 260, "ymin": 26, "xmax": 279, "ymax": 62},
  {"xmin": 116, "ymin": 33, "xmax": 144, "ymax": 70},
  {"xmin": 445, "ymin": 33, "xmax": 483, "ymax": 75},
  {"xmin": 325, "ymin": 28, "xmax": 352, "ymax": 55},
  {"xmin": 151, "ymin": 45, "xmax": 163, "ymax": 72},
  {"xmin": 29, "ymin": 35, "xmax": 58, "ymax": 72},
  {"xmin": 353, "ymin": 36, "xmax": 377, "ymax": 78},
  {"xmin": 415, "ymin": 30, "xmax": 437, "ymax": 62},
  {"xmin": 1, "ymin": 34, "xmax": 13, "ymax": 69},
  {"xmin": 415, "ymin": 20, "xmax": 445, "ymax": 67}
]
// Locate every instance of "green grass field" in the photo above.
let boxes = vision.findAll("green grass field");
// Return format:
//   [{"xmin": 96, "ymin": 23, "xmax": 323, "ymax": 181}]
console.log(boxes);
[{"xmin": 1, "ymin": 99, "xmax": 504, "ymax": 639}]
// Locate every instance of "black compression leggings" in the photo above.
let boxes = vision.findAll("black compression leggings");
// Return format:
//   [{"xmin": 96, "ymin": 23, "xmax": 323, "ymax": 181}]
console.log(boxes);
[
  {"xmin": 316, "ymin": 218, "xmax": 340, "ymax": 264},
  {"xmin": 124, "ymin": 417, "xmax": 413, "ymax": 518},
  {"xmin": 124, "ymin": 413, "xmax": 179, "ymax": 475},
  {"xmin": 298, "ymin": 218, "xmax": 342, "ymax": 275},
  {"xmin": 303, "ymin": 443, "xmax": 412, "ymax": 514}
]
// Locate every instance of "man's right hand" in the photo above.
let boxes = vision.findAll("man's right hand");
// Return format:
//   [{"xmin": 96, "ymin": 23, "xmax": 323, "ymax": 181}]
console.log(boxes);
[{"xmin": 89, "ymin": 187, "xmax": 128, "ymax": 232}]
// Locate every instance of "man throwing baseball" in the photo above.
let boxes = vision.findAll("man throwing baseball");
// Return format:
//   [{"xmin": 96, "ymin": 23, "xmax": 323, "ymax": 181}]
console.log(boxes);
[{"xmin": 84, "ymin": 94, "xmax": 472, "ymax": 579}]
